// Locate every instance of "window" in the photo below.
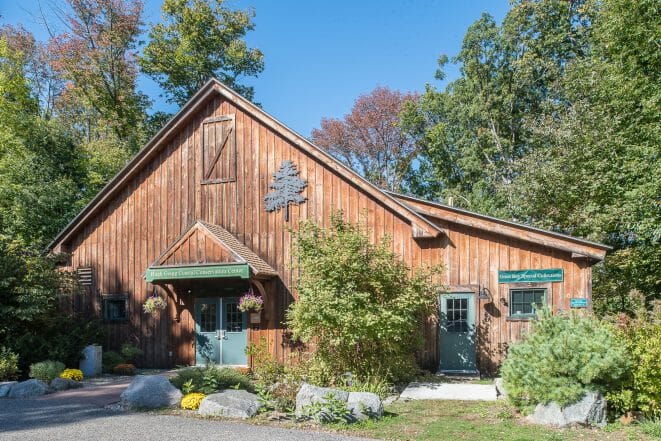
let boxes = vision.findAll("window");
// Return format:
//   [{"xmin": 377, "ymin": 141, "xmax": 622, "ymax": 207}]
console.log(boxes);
[
  {"xmin": 445, "ymin": 297, "xmax": 469, "ymax": 333},
  {"xmin": 199, "ymin": 303, "xmax": 217, "ymax": 332},
  {"xmin": 225, "ymin": 300, "xmax": 243, "ymax": 333},
  {"xmin": 102, "ymin": 295, "xmax": 128, "ymax": 322},
  {"xmin": 509, "ymin": 288, "xmax": 546, "ymax": 318}
]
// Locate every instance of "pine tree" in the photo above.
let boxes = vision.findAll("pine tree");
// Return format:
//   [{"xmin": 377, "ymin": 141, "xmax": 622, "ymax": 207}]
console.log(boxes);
[{"xmin": 264, "ymin": 160, "xmax": 307, "ymax": 221}]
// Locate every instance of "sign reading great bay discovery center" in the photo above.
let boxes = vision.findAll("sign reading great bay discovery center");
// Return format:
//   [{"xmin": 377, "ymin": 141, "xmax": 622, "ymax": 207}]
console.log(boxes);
[{"xmin": 498, "ymin": 268, "xmax": 563, "ymax": 284}]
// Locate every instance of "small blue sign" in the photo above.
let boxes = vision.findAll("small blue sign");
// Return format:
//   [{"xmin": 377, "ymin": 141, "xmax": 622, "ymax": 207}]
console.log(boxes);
[{"xmin": 570, "ymin": 298, "xmax": 589, "ymax": 308}]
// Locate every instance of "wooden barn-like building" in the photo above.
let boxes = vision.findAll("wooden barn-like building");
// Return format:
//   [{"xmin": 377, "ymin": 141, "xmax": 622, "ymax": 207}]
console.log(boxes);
[{"xmin": 48, "ymin": 79, "xmax": 610, "ymax": 374}]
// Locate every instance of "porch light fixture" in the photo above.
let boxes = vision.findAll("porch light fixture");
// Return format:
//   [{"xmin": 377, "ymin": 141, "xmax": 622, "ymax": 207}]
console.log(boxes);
[{"xmin": 478, "ymin": 286, "xmax": 492, "ymax": 302}]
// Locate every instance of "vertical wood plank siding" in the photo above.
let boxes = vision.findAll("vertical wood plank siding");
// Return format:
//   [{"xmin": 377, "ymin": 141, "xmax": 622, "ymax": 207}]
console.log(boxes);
[{"xmin": 65, "ymin": 93, "xmax": 596, "ymax": 371}]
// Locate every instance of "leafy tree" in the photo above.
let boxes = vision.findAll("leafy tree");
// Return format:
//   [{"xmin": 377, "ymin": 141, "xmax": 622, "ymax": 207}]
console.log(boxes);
[
  {"xmin": 0, "ymin": 236, "xmax": 103, "ymax": 374},
  {"xmin": 140, "ymin": 0, "xmax": 264, "ymax": 105},
  {"xmin": 401, "ymin": 1, "xmax": 592, "ymax": 214},
  {"xmin": 505, "ymin": 0, "xmax": 660, "ymax": 313},
  {"xmin": 48, "ymin": 0, "xmax": 149, "ymax": 149},
  {"xmin": 287, "ymin": 212, "xmax": 440, "ymax": 383},
  {"xmin": 0, "ymin": 24, "xmax": 63, "ymax": 117},
  {"xmin": 402, "ymin": 0, "xmax": 658, "ymax": 314},
  {"xmin": 311, "ymin": 87, "xmax": 419, "ymax": 192},
  {"xmin": 0, "ymin": 36, "xmax": 85, "ymax": 249}
]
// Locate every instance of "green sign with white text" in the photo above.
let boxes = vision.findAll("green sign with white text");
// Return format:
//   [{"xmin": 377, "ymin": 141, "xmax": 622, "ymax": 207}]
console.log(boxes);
[
  {"xmin": 498, "ymin": 268, "xmax": 563, "ymax": 284},
  {"xmin": 145, "ymin": 264, "xmax": 250, "ymax": 283}
]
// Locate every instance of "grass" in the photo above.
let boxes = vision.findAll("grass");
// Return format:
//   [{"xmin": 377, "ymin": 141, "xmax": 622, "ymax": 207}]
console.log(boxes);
[{"xmin": 330, "ymin": 400, "xmax": 657, "ymax": 441}]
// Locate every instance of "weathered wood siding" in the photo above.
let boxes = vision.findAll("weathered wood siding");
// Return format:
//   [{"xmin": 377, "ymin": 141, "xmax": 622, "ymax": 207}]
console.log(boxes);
[
  {"xmin": 62, "ymin": 89, "xmax": 596, "ymax": 372},
  {"xmin": 419, "ymin": 218, "xmax": 591, "ymax": 374},
  {"xmin": 64, "ymin": 93, "xmax": 441, "ymax": 367}
]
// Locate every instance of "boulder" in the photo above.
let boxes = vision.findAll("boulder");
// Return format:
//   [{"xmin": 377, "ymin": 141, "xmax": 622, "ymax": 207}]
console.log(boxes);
[
  {"xmin": 50, "ymin": 377, "xmax": 84, "ymax": 392},
  {"xmin": 119, "ymin": 375, "xmax": 182, "ymax": 409},
  {"xmin": 347, "ymin": 391, "xmax": 383, "ymax": 421},
  {"xmin": 527, "ymin": 391, "xmax": 607, "ymax": 428},
  {"xmin": 198, "ymin": 390, "xmax": 262, "ymax": 419},
  {"xmin": 8, "ymin": 379, "xmax": 49, "ymax": 398},
  {"xmin": 0, "ymin": 381, "xmax": 17, "ymax": 397},
  {"xmin": 294, "ymin": 382, "xmax": 349, "ymax": 418},
  {"xmin": 494, "ymin": 377, "xmax": 507, "ymax": 399}
]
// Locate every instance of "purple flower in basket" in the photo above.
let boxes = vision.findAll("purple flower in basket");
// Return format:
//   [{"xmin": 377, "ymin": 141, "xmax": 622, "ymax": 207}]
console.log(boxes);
[{"xmin": 238, "ymin": 289, "xmax": 263, "ymax": 312}]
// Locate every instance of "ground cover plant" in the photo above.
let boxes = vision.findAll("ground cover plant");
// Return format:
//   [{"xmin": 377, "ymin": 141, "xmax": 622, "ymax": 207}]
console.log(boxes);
[
  {"xmin": 501, "ymin": 307, "xmax": 628, "ymax": 413},
  {"xmin": 287, "ymin": 212, "xmax": 440, "ymax": 385},
  {"xmin": 170, "ymin": 365, "xmax": 254, "ymax": 394}
]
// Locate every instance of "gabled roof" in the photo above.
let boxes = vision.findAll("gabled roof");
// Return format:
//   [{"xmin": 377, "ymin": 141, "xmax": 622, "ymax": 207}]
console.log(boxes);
[
  {"xmin": 47, "ymin": 78, "xmax": 443, "ymax": 252},
  {"xmin": 151, "ymin": 220, "xmax": 277, "ymax": 279},
  {"xmin": 387, "ymin": 191, "xmax": 611, "ymax": 261}
]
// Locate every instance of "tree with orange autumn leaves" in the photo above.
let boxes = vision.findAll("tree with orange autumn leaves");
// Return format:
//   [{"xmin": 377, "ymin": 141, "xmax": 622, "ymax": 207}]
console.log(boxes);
[{"xmin": 311, "ymin": 87, "xmax": 419, "ymax": 192}]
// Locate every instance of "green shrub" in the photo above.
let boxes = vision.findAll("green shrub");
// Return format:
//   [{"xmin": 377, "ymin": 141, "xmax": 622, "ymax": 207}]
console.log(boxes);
[
  {"xmin": 170, "ymin": 366, "xmax": 254, "ymax": 394},
  {"xmin": 607, "ymin": 303, "xmax": 660, "ymax": 418},
  {"xmin": 0, "ymin": 347, "xmax": 20, "ymax": 380},
  {"xmin": 102, "ymin": 351, "xmax": 125, "ymax": 373},
  {"xmin": 501, "ymin": 307, "xmax": 628, "ymax": 413},
  {"xmin": 286, "ymin": 212, "xmax": 440, "ymax": 383},
  {"xmin": 120, "ymin": 344, "xmax": 144, "ymax": 364},
  {"xmin": 10, "ymin": 317, "xmax": 104, "ymax": 376},
  {"xmin": 246, "ymin": 338, "xmax": 285, "ymax": 386},
  {"xmin": 29, "ymin": 360, "xmax": 65, "ymax": 383}
]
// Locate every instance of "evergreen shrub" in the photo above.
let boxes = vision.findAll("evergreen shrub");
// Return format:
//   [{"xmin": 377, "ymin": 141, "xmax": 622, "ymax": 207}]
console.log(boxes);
[{"xmin": 501, "ymin": 307, "xmax": 628, "ymax": 413}]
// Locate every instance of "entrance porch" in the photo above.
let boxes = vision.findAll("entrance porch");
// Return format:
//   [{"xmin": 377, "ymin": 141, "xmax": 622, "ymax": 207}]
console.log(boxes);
[{"xmin": 145, "ymin": 220, "xmax": 278, "ymax": 368}]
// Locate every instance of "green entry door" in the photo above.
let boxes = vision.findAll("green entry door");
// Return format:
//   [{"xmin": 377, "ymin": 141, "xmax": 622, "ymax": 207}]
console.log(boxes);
[
  {"xmin": 195, "ymin": 297, "xmax": 248, "ymax": 366},
  {"xmin": 439, "ymin": 293, "xmax": 477, "ymax": 373}
]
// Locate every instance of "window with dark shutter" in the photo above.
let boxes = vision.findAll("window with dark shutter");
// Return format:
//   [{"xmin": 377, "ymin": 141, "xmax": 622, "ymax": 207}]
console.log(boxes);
[{"xmin": 102, "ymin": 294, "xmax": 129, "ymax": 322}]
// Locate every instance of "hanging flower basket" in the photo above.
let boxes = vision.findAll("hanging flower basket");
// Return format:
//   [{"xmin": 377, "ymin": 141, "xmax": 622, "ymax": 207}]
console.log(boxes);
[
  {"xmin": 238, "ymin": 289, "xmax": 263, "ymax": 313},
  {"xmin": 143, "ymin": 293, "xmax": 167, "ymax": 317}
]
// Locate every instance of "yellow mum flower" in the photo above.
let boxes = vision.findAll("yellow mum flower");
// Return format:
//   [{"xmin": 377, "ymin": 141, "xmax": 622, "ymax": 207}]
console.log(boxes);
[
  {"xmin": 181, "ymin": 392, "xmax": 206, "ymax": 410},
  {"xmin": 59, "ymin": 369, "xmax": 84, "ymax": 382}
]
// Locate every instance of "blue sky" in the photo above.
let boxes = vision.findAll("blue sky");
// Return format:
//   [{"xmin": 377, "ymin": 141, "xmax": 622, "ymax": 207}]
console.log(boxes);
[{"xmin": 1, "ymin": 0, "xmax": 508, "ymax": 136}]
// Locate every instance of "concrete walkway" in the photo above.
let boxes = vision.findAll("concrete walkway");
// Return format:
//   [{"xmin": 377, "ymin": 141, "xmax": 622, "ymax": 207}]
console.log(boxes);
[
  {"xmin": 35, "ymin": 378, "xmax": 132, "ymax": 407},
  {"xmin": 399, "ymin": 381, "xmax": 498, "ymax": 401}
]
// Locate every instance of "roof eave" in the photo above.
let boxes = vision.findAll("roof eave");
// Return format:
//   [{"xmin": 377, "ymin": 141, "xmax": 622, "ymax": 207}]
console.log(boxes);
[{"xmin": 387, "ymin": 191, "xmax": 611, "ymax": 260}]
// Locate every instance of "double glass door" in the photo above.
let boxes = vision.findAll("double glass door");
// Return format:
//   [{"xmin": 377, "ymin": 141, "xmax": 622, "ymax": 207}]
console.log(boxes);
[{"xmin": 194, "ymin": 297, "xmax": 247, "ymax": 366}]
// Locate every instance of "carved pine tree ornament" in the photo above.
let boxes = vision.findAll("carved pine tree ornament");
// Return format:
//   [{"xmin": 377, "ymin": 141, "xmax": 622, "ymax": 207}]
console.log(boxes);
[{"xmin": 264, "ymin": 160, "xmax": 307, "ymax": 221}]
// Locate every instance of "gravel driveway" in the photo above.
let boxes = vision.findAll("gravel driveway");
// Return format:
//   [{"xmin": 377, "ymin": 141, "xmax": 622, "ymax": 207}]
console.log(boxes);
[{"xmin": 0, "ymin": 396, "xmax": 373, "ymax": 441}]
